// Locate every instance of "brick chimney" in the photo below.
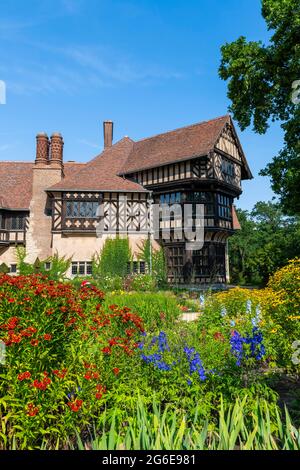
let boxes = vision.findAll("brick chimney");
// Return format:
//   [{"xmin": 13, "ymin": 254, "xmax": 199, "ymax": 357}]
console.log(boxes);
[
  {"xmin": 35, "ymin": 133, "xmax": 49, "ymax": 166},
  {"xmin": 27, "ymin": 131, "xmax": 64, "ymax": 264},
  {"xmin": 103, "ymin": 121, "xmax": 113, "ymax": 149},
  {"xmin": 50, "ymin": 132, "xmax": 64, "ymax": 168}
]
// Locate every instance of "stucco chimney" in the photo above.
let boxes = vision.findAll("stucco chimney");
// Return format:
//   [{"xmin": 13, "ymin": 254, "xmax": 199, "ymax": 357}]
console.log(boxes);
[
  {"xmin": 35, "ymin": 133, "xmax": 49, "ymax": 166},
  {"xmin": 50, "ymin": 132, "xmax": 64, "ymax": 168},
  {"xmin": 103, "ymin": 121, "xmax": 113, "ymax": 149}
]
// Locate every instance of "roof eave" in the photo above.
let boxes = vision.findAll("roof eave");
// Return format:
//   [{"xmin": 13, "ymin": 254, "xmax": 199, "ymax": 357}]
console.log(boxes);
[
  {"xmin": 45, "ymin": 188, "xmax": 149, "ymax": 193},
  {"xmin": 119, "ymin": 152, "xmax": 209, "ymax": 176}
]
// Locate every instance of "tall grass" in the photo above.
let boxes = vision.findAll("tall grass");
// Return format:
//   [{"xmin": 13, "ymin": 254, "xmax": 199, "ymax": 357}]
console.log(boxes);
[
  {"xmin": 103, "ymin": 292, "xmax": 181, "ymax": 329},
  {"xmin": 74, "ymin": 396, "xmax": 300, "ymax": 451}
]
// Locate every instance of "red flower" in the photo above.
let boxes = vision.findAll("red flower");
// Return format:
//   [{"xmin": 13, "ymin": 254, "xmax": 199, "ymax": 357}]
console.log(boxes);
[
  {"xmin": 6, "ymin": 316, "xmax": 19, "ymax": 329},
  {"xmin": 30, "ymin": 339, "xmax": 39, "ymax": 347},
  {"xmin": 8, "ymin": 298, "xmax": 15, "ymax": 303},
  {"xmin": 53, "ymin": 369, "xmax": 67, "ymax": 379},
  {"xmin": 10, "ymin": 333, "xmax": 22, "ymax": 344},
  {"xmin": 18, "ymin": 371, "xmax": 31, "ymax": 381},
  {"xmin": 68, "ymin": 399, "xmax": 83, "ymax": 412},
  {"xmin": 27, "ymin": 403, "xmax": 39, "ymax": 417},
  {"xmin": 113, "ymin": 368, "xmax": 120, "ymax": 376},
  {"xmin": 92, "ymin": 372, "xmax": 99, "ymax": 380},
  {"xmin": 84, "ymin": 372, "xmax": 92, "ymax": 380},
  {"xmin": 102, "ymin": 347, "xmax": 111, "ymax": 355},
  {"xmin": 43, "ymin": 334, "xmax": 52, "ymax": 341},
  {"xmin": 95, "ymin": 384, "xmax": 106, "ymax": 399},
  {"xmin": 213, "ymin": 332, "xmax": 225, "ymax": 342},
  {"xmin": 32, "ymin": 376, "xmax": 51, "ymax": 390}
]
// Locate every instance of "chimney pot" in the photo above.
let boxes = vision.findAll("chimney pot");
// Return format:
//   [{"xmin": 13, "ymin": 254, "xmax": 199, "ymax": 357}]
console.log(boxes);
[
  {"xmin": 103, "ymin": 120, "xmax": 113, "ymax": 149},
  {"xmin": 50, "ymin": 132, "xmax": 64, "ymax": 168},
  {"xmin": 35, "ymin": 133, "xmax": 49, "ymax": 166}
]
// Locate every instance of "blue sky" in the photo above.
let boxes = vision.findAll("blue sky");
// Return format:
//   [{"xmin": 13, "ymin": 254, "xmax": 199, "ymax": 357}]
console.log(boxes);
[{"xmin": 0, "ymin": 0, "xmax": 283, "ymax": 210}]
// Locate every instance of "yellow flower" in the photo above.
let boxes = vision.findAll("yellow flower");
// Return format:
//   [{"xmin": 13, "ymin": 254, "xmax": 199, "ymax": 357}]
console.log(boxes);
[{"xmin": 271, "ymin": 329, "xmax": 277, "ymax": 333}]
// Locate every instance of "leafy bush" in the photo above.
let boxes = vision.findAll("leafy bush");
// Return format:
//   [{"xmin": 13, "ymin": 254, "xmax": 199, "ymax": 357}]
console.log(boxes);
[
  {"xmin": 139, "ymin": 239, "xmax": 167, "ymax": 288},
  {"xmin": 92, "ymin": 237, "xmax": 131, "ymax": 278},
  {"xmin": 0, "ymin": 274, "xmax": 144, "ymax": 449},
  {"xmin": 16, "ymin": 248, "xmax": 71, "ymax": 280},
  {"xmin": 126, "ymin": 274, "xmax": 157, "ymax": 292}
]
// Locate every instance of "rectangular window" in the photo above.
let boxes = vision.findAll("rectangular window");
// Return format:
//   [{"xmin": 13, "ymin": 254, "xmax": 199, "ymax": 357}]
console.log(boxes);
[
  {"xmin": 133, "ymin": 261, "xmax": 138, "ymax": 274},
  {"xmin": 140, "ymin": 261, "xmax": 146, "ymax": 274},
  {"xmin": 217, "ymin": 193, "xmax": 233, "ymax": 220},
  {"xmin": 86, "ymin": 262, "xmax": 93, "ymax": 275},
  {"xmin": 71, "ymin": 263, "xmax": 78, "ymax": 275},
  {"xmin": 44, "ymin": 262, "xmax": 51, "ymax": 271},
  {"xmin": 71, "ymin": 261, "xmax": 93, "ymax": 276},
  {"xmin": 10, "ymin": 264, "xmax": 17, "ymax": 274},
  {"xmin": 11, "ymin": 216, "xmax": 25, "ymax": 230},
  {"xmin": 65, "ymin": 201, "xmax": 99, "ymax": 218},
  {"xmin": 79, "ymin": 262, "xmax": 85, "ymax": 275}
]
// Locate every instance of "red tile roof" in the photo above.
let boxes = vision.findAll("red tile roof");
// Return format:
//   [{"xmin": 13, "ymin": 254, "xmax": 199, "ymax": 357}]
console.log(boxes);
[
  {"xmin": 0, "ymin": 162, "xmax": 33, "ymax": 210},
  {"xmin": 48, "ymin": 137, "xmax": 148, "ymax": 192},
  {"xmin": 1, "ymin": 115, "xmax": 252, "ymax": 205},
  {"xmin": 232, "ymin": 206, "xmax": 241, "ymax": 230},
  {"xmin": 0, "ymin": 161, "xmax": 84, "ymax": 210},
  {"xmin": 121, "ymin": 115, "xmax": 230, "ymax": 174}
]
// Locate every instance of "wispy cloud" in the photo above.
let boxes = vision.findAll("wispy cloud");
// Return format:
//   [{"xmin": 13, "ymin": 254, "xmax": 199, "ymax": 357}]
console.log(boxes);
[
  {"xmin": 0, "ymin": 143, "xmax": 15, "ymax": 152},
  {"xmin": 1, "ymin": 41, "xmax": 183, "ymax": 96},
  {"xmin": 60, "ymin": 0, "xmax": 83, "ymax": 14},
  {"xmin": 78, "ymin": 139, "xmax": 100, "ymax": 149}
]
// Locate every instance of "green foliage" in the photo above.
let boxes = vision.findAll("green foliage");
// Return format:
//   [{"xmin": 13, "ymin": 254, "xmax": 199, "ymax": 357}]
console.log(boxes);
[
  {"xmin": 15, "ymin": 248, "xmax": 71, "ymax": 280},
  {"xmin": 219, "ymin": 0, "xmax": 300, "ymax": 215},
  {"xmin": 104, "ymin": 291, "xmax": 181, "ymax": 330},
  {"xmin": 126, "ymin": 274, "xmax": 157, "ymax": 292},
  {"xmin": 92, "ymin": 237, "xmax": 131, "ymax": 278},
  {"xmin": 229, "ymin": 202, "xmax": 300, "ymax": 285},
  {"xmin": 76, "ymin": 397, "xmax": 300, "ymax": 450},
  {"xmin": 0, "ymin": 263, "xmax": 9, "ymax": 274},
  {"xmin": 139, "ymin": 238, "xmax": 167, "ymax": 288}
]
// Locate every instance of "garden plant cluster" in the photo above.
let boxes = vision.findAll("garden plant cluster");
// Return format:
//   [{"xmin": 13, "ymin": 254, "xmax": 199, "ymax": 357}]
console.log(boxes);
[{"xmin": 0, "ymin": 259, "xmax": 300, "ymax": 449}]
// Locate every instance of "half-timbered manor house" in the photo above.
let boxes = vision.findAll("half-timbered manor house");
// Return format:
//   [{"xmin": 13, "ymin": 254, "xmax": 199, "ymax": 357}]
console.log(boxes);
[{"xmin": 0, "ymin": 115, "xmax": 252, "ymax": 283}]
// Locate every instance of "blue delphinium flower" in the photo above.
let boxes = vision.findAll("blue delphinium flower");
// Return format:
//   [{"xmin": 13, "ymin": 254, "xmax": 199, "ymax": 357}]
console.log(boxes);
[
  {"xmin": 230, "ymin": 320, "xmax": 236, "ymax": 327},
  {"xmin": 140, "ymin": 331, "xmax": 173, "ymax": 371},
  {"xmin": 199, "ymin": 295, "xmax": 205, "ymax": 307},
  {"xmin": 184, "ymin": 346, "xmax": 206, "ymax": 381},
  {"xmin": 245, "ymin": 327, "xmax": 266, "ymax": 360},
  {"xmin": 221, "ymin": 306, "xmax": 227, "ymax": 317},
  {"xmin": 230, "ymin": 331, "xmax": 245, "ymax": 366},
  {"xmin": 246, "ymin": 300, "xmax": 252, "ymax": 314}
]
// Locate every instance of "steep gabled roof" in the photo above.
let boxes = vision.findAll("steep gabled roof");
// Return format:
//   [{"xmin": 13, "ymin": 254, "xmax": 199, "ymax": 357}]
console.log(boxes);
[
  {"xmin": 120, "ymin": 115, "xmax": 230, "ymax": 174},
  {"xmin": 48, "ymin": 137, "xmax": 148, "ymax": 193},
  {"xmin": 0, "ymin": 162, "xmax": 84, "ymax": 210},
  {"xmin": 119, "ymin": 114, "xmax": 252, "ymax": 180}
]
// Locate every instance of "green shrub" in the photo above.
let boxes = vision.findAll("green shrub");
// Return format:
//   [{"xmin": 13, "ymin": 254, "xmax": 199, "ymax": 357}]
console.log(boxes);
[
  {"xmin": 92, "ymin": 237, "xmax": 131, "ymax": 278},
  {"xmin": 126, "ymin": 274, "xmax": 157, "ymax": 292},
  {"xmin": 16, "ymin": 248, "xmax": 71, "ymax": 280},
  {"xmin": 138, "ymin": 239, "xmax": 167, "ymax": 288}
]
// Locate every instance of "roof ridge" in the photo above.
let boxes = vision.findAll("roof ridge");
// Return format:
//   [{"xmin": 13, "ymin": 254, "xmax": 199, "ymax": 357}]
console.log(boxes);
[
  {"xmin": 88, "ymin": 136, "xmax": 134, "ymax": 164},
  {"xmin": 135, "ymin": 114, "xmax": 230, "ymax": 144},
  {"xmin": 0, "ymin": 160, "xmax": 33, "ymax": 164}
]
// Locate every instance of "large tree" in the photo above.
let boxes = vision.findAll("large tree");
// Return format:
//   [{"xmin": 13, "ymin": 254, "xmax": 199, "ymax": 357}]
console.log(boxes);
[
  {"xmin": 219, "ymin": 0, "xmax": 300, "ymax": 215},
  {"xmin": 229, "ymin": 202, "xmax": 300, "ymax": 285}
]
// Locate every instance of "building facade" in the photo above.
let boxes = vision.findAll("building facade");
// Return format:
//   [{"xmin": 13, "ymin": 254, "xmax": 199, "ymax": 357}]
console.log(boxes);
[{"xmin": 0, "ymin": 115, "xmax": 252, "ymax": 283}]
